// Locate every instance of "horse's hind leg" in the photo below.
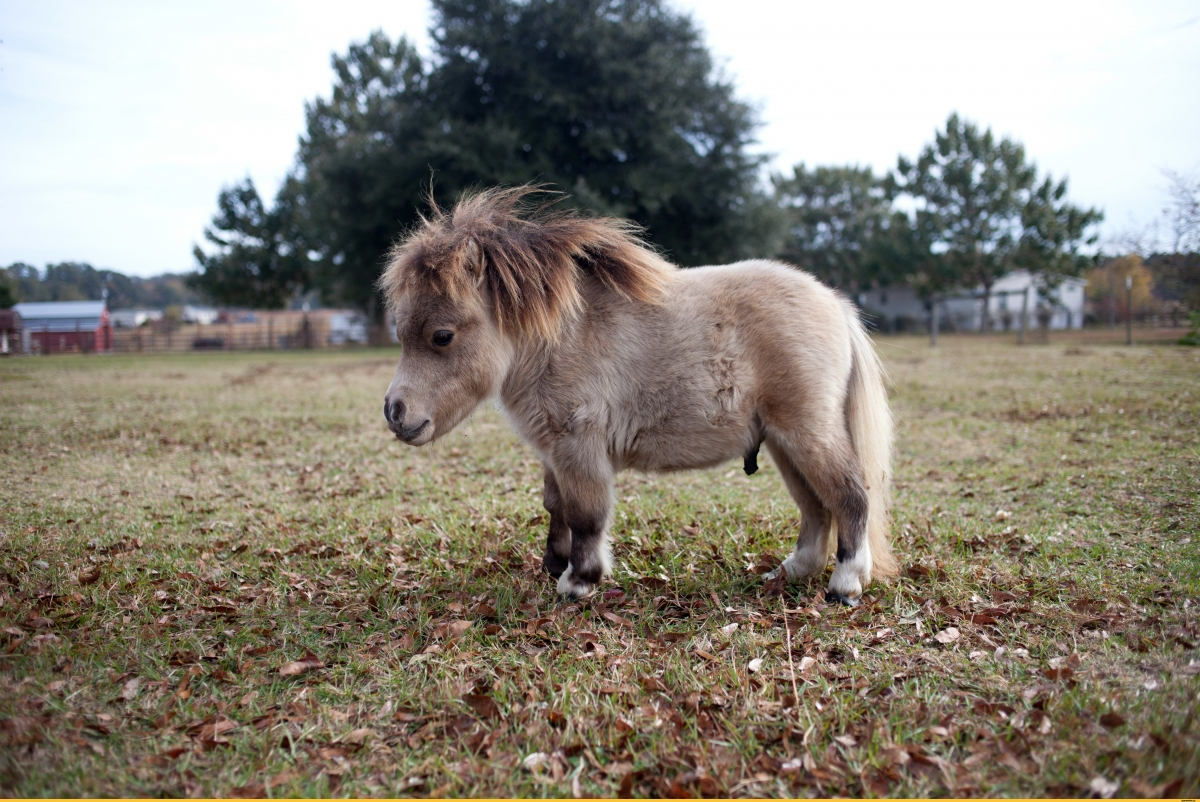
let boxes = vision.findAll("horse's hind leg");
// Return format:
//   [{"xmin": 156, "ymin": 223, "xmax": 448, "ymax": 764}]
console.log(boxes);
[
  {"xmin": 769, "ymin": 432, "xmax": 872, "ymax": 605},
  {"xmin": 764, "ymin": 440, "xmax": 832, "ymax": 581},
  {"xmin": 540, "ymin": 464, "xmax": 571, "ymax": 579}
]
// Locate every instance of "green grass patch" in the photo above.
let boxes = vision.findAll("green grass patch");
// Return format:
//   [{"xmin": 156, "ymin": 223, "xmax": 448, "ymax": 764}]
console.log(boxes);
[{"xmin": 0, "ymin": 336, "xmax": 1197, "ymax": 797}]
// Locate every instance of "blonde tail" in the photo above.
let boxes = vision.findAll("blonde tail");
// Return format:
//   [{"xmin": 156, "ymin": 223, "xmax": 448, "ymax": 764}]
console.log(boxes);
[{"xmin": 844, "ymin": 310, "xmax": 898, "ymax": 578}]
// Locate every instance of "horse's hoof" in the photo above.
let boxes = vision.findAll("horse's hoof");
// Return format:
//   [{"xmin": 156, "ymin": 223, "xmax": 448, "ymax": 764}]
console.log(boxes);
[
  {"xmin": 556, "ymin": 567, "xmax": 596, "ymax": 600},
  {"xmin": 825, "ymin": 591, "xmax": 860, "ymax": 607}
]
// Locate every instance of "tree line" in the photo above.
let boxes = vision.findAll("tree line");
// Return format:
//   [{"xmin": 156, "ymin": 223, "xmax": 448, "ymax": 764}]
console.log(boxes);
[
  {"xmin": 7, "ymin": 0, "xmax": 1195, "ymax": 326},
  {"xmin": 0, "ymin": 262, "xmax": 199, "ymax": 311},
  {"xmin": 185, "ymin": 0, "xmax": 1114, "ymax": 325}
]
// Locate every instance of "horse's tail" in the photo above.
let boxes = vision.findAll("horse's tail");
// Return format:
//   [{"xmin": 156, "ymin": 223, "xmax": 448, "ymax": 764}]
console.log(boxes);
[{"xmin": 844, "ymin": 308, "xmax": 898, "ymax": 578}]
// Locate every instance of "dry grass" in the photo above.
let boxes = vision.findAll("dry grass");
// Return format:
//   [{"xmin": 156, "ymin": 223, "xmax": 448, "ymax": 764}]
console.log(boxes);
[{"xmin": 0, "ymin": 332, "xmax": 1197, "ymax": 797}]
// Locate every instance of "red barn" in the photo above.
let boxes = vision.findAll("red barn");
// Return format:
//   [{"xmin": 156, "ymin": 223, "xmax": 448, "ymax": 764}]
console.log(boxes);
[
  {"xmin": 13, "ymin": 301, "xmax": 113, "ymax": 354},
  {"xmin": 0, "ymin": 309, "xmax": 21, "ymax": 355}
]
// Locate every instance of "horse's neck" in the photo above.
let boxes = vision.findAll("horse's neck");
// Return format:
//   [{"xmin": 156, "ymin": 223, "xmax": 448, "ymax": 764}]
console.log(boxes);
[
  {"xmin": 499, "ymin": 336, "xmax": 550, "ymax": 403},
  {"xmin": 497, "ymin": 333, "xmax": 580, "ymax": 450}
]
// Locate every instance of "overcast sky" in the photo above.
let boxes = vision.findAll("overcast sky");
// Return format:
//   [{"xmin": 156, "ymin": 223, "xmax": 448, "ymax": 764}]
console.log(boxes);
[{"xmin": 1, "ymin": 0, "xmax": 1198, "ymax": 277}]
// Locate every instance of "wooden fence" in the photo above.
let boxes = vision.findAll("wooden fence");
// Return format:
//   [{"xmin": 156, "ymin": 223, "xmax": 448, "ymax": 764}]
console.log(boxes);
[{"xmin": 111, "ymin": 312, "xmax": 372, "ymax": 354}]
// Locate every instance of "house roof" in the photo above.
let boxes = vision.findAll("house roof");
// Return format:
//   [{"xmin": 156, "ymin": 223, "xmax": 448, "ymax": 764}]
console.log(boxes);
[{"xmin": 13, "ymin": 301, "xmax": 107, "ymax": 318}]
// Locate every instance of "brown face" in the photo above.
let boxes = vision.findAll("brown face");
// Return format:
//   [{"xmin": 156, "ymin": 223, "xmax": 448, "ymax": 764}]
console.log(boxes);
[{"xmin": 383, "ymin": 286, "xmax": 510, "ymax": 446}]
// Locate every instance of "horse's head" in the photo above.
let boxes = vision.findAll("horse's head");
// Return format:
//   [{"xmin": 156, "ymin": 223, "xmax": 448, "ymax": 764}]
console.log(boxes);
[
  {"xmin": 382, "ymin": 238, "xmax": 511, "ymax": 446},
  {"xmin": 378, "ymin": 186, "xmax": 672, "ymax": 445}
]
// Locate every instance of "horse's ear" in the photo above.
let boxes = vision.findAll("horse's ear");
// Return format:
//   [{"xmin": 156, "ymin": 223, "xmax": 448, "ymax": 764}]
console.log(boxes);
[{"xmin": 462, "ymin": 238, "xmax": 487, "ymax": 287}]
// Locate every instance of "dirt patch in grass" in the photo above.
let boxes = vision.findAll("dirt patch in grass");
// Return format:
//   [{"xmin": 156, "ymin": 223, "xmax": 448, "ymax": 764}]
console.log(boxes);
[{"xmin": 0, "ymin": 338, "xmax": 1197, "ymax": 797}]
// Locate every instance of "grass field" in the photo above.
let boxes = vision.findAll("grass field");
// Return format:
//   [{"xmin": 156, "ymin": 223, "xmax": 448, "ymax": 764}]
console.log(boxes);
[{"xmin": 0, "ymin": 332, "xmax": 1197, "ymax": 798}]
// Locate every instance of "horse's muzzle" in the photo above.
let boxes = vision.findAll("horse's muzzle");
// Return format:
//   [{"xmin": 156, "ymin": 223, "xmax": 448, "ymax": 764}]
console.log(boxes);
[
  {"xmin": 393, "ymin": 419, "xmax": 430, "ymax": 443},
  {"xmin": 384, "ymin": 398, "xmax": 431, "ymax": 444}
]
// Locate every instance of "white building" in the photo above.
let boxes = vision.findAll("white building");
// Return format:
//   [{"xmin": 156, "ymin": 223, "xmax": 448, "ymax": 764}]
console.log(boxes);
[
  {"xmin": 181, "ymin": 305, "xmax": 219, "ymax": 325},
  {"xmin": 858, "ymin": 269, "xmax": 1086, "ymax": 332},
  {"xmin": 110, "ymin": 308, "xmax": 164, "ymax": 328},
  {"xmin": 328, "ymin": 311, "xmax": 368, "ymax": 345}
]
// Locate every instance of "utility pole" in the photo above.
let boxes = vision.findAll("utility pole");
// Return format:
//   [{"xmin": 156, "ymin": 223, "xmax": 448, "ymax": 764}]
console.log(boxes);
[
  {"xmin": 1125, "ymin": 275, "xmax": 1133, "ymax": 346},
  {"xmin": 1018, "ymin": 287, "xmax": 1029, "ymax": 345}
]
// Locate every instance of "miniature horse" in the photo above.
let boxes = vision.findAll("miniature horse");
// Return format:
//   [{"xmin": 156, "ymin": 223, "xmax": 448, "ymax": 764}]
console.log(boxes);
[{"xmin": 379, "ymin": 187, "xmax": 897, "ymax": 604}]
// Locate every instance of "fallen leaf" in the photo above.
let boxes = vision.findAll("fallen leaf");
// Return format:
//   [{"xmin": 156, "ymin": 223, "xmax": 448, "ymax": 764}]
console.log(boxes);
[
  {"xmin": 463, "ymin": 693, "xmax": 500, "ymax": 720},
  {"xmin": 1048, "ymin": 652, "xmax": 1082, "ymax": 669},
  {"xmin": 1099, "ymin": 712, "xmax": 1125, "ymax": 729},
  {"xmin": 748, "ymin": 657, "xmax": 764, "ymax": 673},
  {"xmin": 342, "ymin": 727, "xmax": 375, "ymax": 744},
  {"xmin": 720, "ymin": 623, "xmax": 739, "ymax": 635},
  {"xmin": 0, "ymin": 716, "xmax": 45, "ymax": 746},
  {"xmin": 77, "ymin": 567, "xmax": 103, "ymax": 585},
  {"xmin": 833, "ymin": 734, "xmax": 857, "ymax": 747},
  {"xmin": 523, "ymin": 752, "xmax": 551, "ymax": 772},
  {"xmin": 934, "ymin": 627, "xmax": 960, "ymax": 644},
  {"xmin": 798, "ymin": 655, "xmax": 818, "ymax": 677},
  {"xmin": 1089, "ymin": 775, "xmax": 1119, "ymax": 798},
  {"xmin": 995, "ymin": 509, "xmax": 1012, "ymax": 521},
  {"xmin": 779, "ymin": 757, "xmax": 804, "ymax": 774},
  {"xmin": 228, "ymin": 783, "xmax": 265, "ymax": 799},
  {"xmin": 121, "ymin": 677, "xmax": 140, "ymax": 701},
  {"xmin": 432, "ymin": 620, "xmax": 472, "ymax": 639},
  {"xmin": 189, "ymin": 716, "xmax": 238, "ymax": 740},
  {"xmin": 601, "ymin": 610, "xmax": 633, "ymax": 628},
  {"xmin": 279, "ymin": 655, "xmax": 324, "ymax": 676}
]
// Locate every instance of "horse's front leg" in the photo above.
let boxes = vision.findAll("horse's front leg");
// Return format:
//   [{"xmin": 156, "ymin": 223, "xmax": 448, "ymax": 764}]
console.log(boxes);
[
  {"xmin": 540, "ymin": 464, "xmax": 572, "ymax": 579},
  {"xmin": 550, "ymin": 447, "xmax": 614, "ymax": 600}
]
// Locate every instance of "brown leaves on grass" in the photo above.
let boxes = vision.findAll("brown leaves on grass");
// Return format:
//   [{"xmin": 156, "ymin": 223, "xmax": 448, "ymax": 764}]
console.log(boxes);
[
  {"xmin": 279, "ymin": 654, "xmax": 324, "ymax": 676},
  {"xmin": 0, "ymin": 716, "xmax": 47, "ymax": 746},
  {"xmin": 933, "ymin": 627, "xmax": 960, "ymax": 644},
  {"xmin": 432, "ymin": 620, "xmax": 472, "ymax": 639},
  {"xmin": 229, "ymin": 770, "xmax": 300, "ymax": 799},
  {"xmin": 463, "ymin": 693, "xmax": 501, "ymax": 720},
  {"xmin": 76, "ymin": 566, "xmax": 103, "ymax": 585},
  {"xmin": 618, "ymin": 762, "xmax": 723, "ymax": 798}
]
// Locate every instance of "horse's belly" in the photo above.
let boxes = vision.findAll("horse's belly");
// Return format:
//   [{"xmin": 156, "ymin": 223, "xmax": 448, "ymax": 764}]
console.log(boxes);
[{"xmin": 620, "ymin": 419, "xmax": 749, "ymax": 473}]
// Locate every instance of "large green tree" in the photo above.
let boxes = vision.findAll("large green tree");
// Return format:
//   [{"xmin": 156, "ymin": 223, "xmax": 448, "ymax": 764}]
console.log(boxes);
[
  {"xmin": 195, "ymin": 0, "xmax": 781, "ymax": 316},
  {"xmin": 897, "ymin": 113, "xmax": 1101, "ymax": 330},
  {"xmin": 0, "ymin": 269, "xmax": 16, "ymax": 309},
  {"xmin": 189, "ymin": 178, "xmax": 311, "ymax": 309},
  {"xmin": 773, "ymin": 164, "xmax": 896, "ymax": 292}
]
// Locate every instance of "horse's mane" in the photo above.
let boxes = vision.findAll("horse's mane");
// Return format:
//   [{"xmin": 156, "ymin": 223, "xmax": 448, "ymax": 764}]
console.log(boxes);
[{"xmin": 379, "ymin": 186, "xmax": 674, "ymax": 341}]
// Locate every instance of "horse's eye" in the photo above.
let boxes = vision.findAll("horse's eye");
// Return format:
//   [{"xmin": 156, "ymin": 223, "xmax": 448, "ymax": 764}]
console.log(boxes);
[{"xmin": 432, "ymin": 330, "xmax": 454, "ymax": 347}]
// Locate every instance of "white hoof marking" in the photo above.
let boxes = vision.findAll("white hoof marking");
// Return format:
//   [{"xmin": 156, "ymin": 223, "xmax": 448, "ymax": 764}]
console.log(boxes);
[
  {"xmin": 556, "ymin": 564, "xmax": 596, "ymax": 599},
  {"xmin": 827, "ymin": 546, "xmax": 872, "ymax": 600},
  {"xmin": 766, "ymin": 542, "xmax": 828, "ymax": 583}
]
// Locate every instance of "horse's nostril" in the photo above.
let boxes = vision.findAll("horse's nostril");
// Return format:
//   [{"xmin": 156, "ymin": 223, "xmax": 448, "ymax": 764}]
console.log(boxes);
[{"xmin": 384, "ymin": 399, "xmax": 406, "ymax": 426}]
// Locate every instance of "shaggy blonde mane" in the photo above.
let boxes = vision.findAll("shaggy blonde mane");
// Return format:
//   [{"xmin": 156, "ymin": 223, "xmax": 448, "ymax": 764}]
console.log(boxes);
[{"xmin": 379, "ymin": 186, "xmax": 674, "ymax": 341}]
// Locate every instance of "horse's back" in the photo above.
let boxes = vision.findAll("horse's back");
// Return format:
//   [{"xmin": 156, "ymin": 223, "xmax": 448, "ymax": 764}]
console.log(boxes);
[{"xmin": 592, "ymin": 259, "xmax": 855, "ymax": 471}]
